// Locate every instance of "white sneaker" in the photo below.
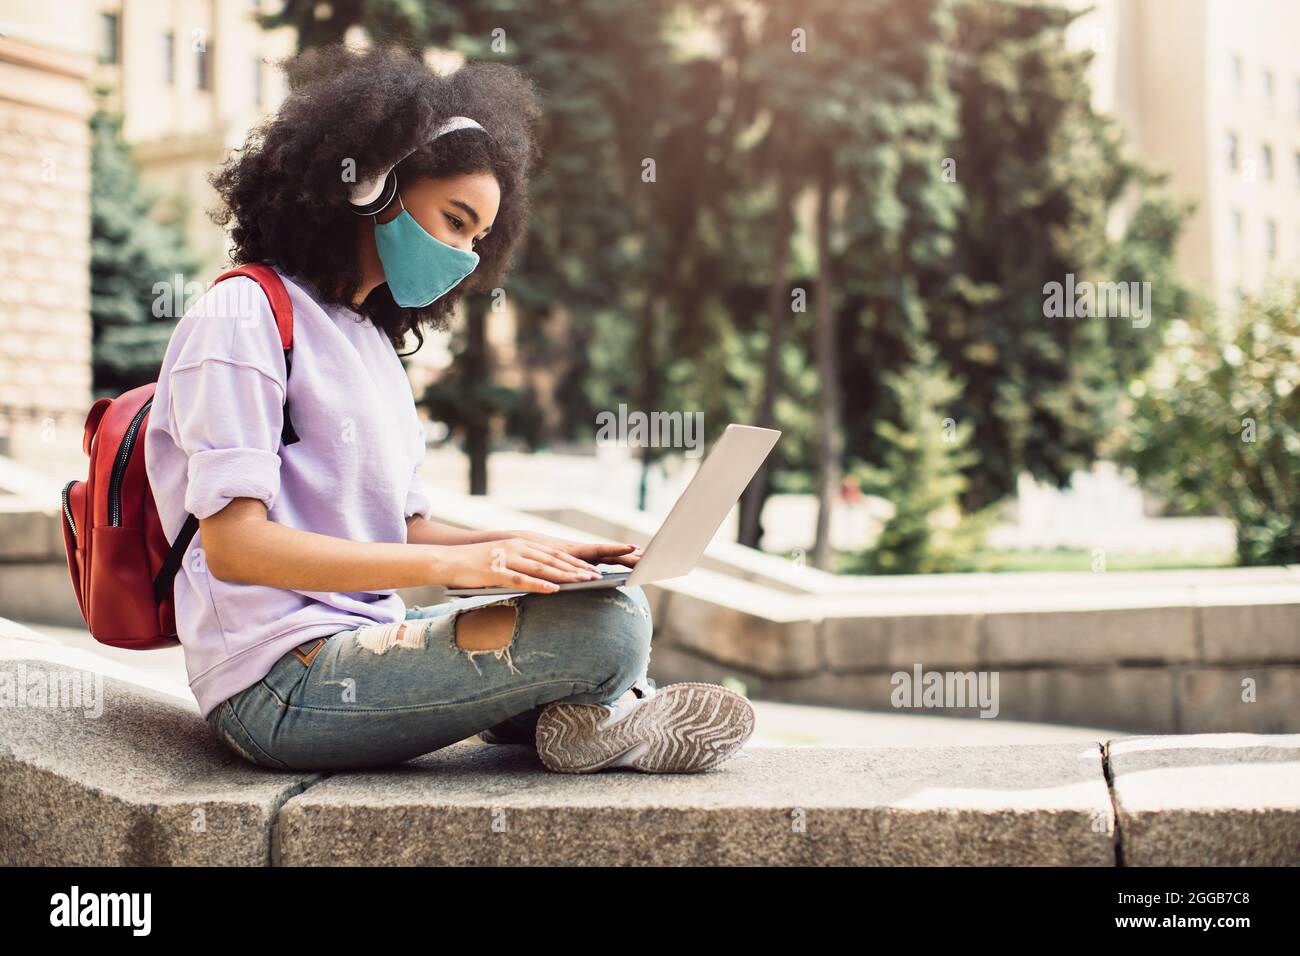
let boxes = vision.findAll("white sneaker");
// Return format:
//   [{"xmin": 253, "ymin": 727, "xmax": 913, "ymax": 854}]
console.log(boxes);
[
  {"xmin": 479, "ymin": 679, "xmax": 657, "ymax": 747},
  {"xmin": 535, "ymin": 680, "xmax": 755, "ymax": 774}
]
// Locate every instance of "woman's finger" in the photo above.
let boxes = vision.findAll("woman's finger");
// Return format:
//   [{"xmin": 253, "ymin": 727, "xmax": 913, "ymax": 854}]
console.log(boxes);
[
  {"xmin": 517, "ymin": 553, "xmax": 594, "ymax": 583},
  {"xmin": 522, "ymin": 547, "xmax": 594, "ymax": 578},
  {"xmin": 499, "ymin": 569, "xmax": 561, "ymax": 593},
  {"xmin": 564, "ymin": 542, "xmax": 637, "ymax": 562},
  {"xmin": 533, "ymin": 546, "xmax": 603, "ymax": 574},
  {"xmin": 535, "ymin": 544, "xmax": 598, "ymax": 574}
]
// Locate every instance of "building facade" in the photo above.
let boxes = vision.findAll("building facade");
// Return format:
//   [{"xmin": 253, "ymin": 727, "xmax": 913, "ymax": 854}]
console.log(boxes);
[
  {"xmin": 91, "ymin": 0, "xmax": 295, "ymax": 272},
  {"xmin": 0, "ymin": 1, "xmax": 96, "ymax": 473},
  {"xmin": 1066, "ymin": 0, "xmax": 1300, "ymax": 308}
]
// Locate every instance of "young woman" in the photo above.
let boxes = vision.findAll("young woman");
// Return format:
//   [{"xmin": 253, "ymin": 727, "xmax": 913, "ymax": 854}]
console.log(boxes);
[{"xmin": 144, "ymin": 44, "xmax": 754, "ymax": 773}]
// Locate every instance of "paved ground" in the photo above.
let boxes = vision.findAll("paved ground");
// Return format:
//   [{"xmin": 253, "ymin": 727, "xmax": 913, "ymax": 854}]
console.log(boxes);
[{"xmin": 19, "ymin": 620, "xmax": 1124, "ymax": 748}]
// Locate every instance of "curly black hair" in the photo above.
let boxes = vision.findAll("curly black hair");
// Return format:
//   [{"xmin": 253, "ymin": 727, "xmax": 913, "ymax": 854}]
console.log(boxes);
[{"xmin": 210, "ymin": 44, "xmax": 542, "ymax": 353}]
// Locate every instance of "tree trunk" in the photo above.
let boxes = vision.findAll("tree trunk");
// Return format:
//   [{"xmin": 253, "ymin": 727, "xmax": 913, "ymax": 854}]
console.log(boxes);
[
  {"xmin": 812, "ymin": 165, "xmax": 842, "ymax": 570},
  {"xmin": 739, "ymin": 171, "xmax": 794, "ymax": 548},
  {"xmin": 465, "ymin": 301, "xmax": 489, "ymax": 495},
  {"xmin": 636, "ymin": 294, "xmax": 659, "ymax": 511}
]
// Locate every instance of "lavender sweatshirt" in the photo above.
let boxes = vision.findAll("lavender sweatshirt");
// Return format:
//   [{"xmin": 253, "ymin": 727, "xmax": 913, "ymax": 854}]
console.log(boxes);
[{"xmin": 144, "ymin": 268, "xmax": 434, "ymax": 719}]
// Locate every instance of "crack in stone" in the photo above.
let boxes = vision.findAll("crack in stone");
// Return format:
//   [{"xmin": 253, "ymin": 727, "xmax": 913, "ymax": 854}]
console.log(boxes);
[{"xmin": 1101, "ymin": 739, "xmax": 1124, "ymax": 867}]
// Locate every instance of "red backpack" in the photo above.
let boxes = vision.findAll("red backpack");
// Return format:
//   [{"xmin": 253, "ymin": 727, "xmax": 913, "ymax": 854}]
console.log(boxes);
[{"xmin": 60, "ymin": 265, "xmax": 299, "ymax": 649}]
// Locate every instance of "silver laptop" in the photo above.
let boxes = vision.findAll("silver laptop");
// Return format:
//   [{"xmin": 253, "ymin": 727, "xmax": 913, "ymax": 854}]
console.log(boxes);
[{"xmin": 444, "ymin": 423, "xmax": 781, "ymax": 596}]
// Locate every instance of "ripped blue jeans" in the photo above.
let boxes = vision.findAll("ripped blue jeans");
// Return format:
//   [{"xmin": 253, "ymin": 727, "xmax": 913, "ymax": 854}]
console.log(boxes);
[{"xmin": 205, "ymin": 585, "xmax": 653, "ymax": 771}]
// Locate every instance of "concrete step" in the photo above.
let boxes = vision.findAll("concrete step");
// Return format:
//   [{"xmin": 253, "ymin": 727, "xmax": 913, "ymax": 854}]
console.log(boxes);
[{"xmin": 1, "ymin": 636, "xmax": 1296, "ymax": 866}]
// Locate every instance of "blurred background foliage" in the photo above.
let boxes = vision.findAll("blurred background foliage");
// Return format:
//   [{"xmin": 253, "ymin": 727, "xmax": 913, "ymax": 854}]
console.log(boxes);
[
  {"xmin": 95, "ymin": 0, "xmax": 1298, "ymax": 572},
  {"xmin": 89, "ymin": 111, "xmax": 200, "ymax": 395},
  {"xmin": 1119, "ymin": 280, "xmax": 1300, "ymax": 566}
]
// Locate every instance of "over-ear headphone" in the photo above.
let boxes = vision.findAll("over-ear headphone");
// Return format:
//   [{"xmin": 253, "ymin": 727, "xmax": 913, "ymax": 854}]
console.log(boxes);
[{"xmin": 348, "ymin": 115, "xmax": 488, "ymax": 217}]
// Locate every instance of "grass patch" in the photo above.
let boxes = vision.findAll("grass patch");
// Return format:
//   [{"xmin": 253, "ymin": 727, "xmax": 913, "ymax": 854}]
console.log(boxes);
[{"xmin": 968, "ymin": 548, "xmax": 1237, "ymax": 573}]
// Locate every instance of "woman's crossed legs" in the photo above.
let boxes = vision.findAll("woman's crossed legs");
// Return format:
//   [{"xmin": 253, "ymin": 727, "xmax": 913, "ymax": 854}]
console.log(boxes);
[{"xmin": 206, "ymin": 585, "xmax": 654, "ymax": 771}]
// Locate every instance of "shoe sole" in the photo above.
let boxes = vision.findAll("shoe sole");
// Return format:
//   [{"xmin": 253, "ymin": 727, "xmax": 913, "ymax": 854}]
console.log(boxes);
[{"xmin": 535, "ymin": 682, "xmax": 755, "ymax": 774}]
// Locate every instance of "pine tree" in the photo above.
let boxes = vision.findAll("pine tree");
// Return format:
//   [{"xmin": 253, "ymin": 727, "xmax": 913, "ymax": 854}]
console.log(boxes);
[
  {"xmin": 850, "ymin": 341, "xmax": 992, "ymax": 574},
  {"xmin": 89, "ymin": 111, "xmax": 200, "ymax": 395}
]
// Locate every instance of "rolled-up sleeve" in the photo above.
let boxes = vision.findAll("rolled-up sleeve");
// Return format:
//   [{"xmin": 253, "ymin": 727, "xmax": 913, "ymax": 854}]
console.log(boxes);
[
  {"xmin": 168, "ymin": 358, "xmax": 286, "ymax": 519},
  {"xmin": 404, "ymin": 466, "xmax": 434, "ymax": 521}
]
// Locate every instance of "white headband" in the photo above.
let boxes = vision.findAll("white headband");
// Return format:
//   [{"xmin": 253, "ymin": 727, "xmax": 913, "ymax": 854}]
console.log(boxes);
[{"xmin": 349, "ymin": 115, "xmax": 488, "ymax": 208}]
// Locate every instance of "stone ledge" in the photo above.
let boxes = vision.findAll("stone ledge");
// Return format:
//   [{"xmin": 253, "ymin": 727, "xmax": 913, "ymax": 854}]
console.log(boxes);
[
  {"xmin": 1108, "ymin": 734, "xmax": 1300, "ymax": 866},
  {"xmin": 274, "ymin": 741, "xmax": 1113, "ymax": 866},
  {"xmin": 2, "ymin": 643, "xmax": 1297, "ymax": 866},
  {"xmin": 0, "ymin": 662, "xmax": 317, "ymax": 865}
]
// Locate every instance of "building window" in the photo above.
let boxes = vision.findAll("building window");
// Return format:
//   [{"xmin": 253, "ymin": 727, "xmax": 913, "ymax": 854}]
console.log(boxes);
[
  {"xmin": 1265, "ymin": 219, "xmax": 1277, "ymax": 260},
  {"xmin": 1295, "ymin": 151, "xmax": 1300, "ymax": 187},
  {"xmin": 162, "ymin": 32, "xmax": 175, "ymax": 85},
  {"xmin": 1231, "ymin": 54, "xmax": 1243, "ymax": 96},
  {"xmin": 196, "ymin": 43, "xmax": 212, "ymax": 91},
  {"xmin": 1227, "ymin": 132, "xmax": 1239, "ymax": 172},
  {"xmin": 252, "ymin": 56, "xmax": 263, "ymax": 107},
  {"xmin": 98, "ymin": 13, "xmax": 120, "ymax": 64},
  {"xmin": 1262, "ymin": 143, "xmax": 1274, "ymax": 181},
  {"xmin": 1262, "ymin": 68, "xmax": 1274, "ymax": 102},
  {"xmin": 1232, "ymin": 209, "xmax": 1244, "ymax": 243}
]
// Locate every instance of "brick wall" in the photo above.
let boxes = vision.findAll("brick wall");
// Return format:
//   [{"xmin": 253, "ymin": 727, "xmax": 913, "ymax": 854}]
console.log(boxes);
[{"xmin": 0, "ymin": 32, "xmax": 95, "ymax": 477}]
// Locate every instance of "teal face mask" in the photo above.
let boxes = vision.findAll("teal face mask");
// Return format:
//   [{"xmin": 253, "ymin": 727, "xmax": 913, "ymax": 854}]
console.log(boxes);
[{"xmin": 373, "ymin": 189, "xmax": 480, "ymax": 308}]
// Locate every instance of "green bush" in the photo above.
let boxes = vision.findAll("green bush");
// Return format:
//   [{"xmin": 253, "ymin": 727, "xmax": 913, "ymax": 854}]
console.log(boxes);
[{"xmin": 1120, "ymin": 282, "xmax": 1299, "ymax": 565}]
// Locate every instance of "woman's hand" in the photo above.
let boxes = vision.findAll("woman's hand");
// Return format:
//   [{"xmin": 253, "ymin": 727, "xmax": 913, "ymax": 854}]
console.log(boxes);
[
  {"xmin": 504, "ymin": 530, "xmax": 643, "ymax": 570},
  {"xmin": 429, "ymin": 537, "xmax": 619, "ymax": 593}
]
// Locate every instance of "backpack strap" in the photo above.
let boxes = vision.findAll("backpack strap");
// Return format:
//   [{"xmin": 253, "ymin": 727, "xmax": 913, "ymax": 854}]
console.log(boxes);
[
  {"xmin": 152, "ymin": 265, "xmax": 298, "ymax": 604},
  {"xmin": 154, "ymin": 513, "xmax": 199, "ymax": 603}
]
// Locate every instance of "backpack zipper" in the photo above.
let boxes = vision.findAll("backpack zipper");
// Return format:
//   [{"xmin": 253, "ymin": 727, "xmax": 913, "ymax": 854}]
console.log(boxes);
[
  {"xmin": 109, "ymin": 398, "xmax": 152, "ymax": 526},
  {"xmin": 61, "ymin": 479, "xmax": 78, "ymax": 544}
]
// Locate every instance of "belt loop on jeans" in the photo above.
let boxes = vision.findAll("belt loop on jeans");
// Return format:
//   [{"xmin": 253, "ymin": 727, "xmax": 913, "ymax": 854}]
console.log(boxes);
[{"xmin": 290, "ymin": 637, "xmax": 327, "ymax": 667}]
